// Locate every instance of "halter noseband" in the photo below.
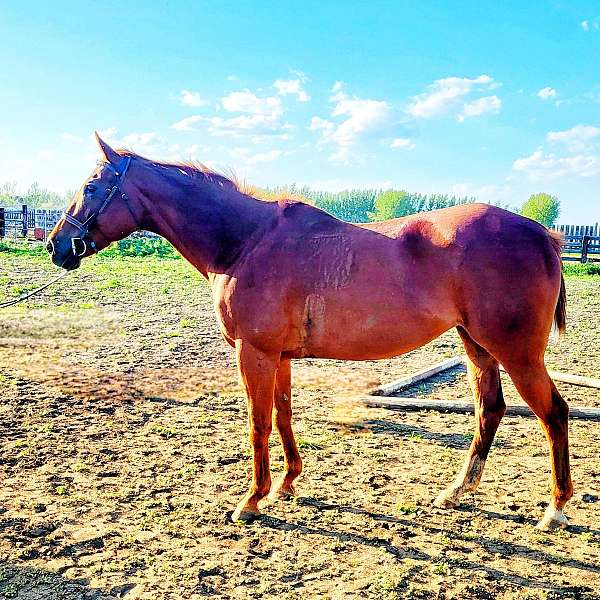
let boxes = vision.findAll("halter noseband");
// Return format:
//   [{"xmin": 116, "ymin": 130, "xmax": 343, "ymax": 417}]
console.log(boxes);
[{"xmin": 62, "ymin": 155, "xmax": 133, "ymax": 256}]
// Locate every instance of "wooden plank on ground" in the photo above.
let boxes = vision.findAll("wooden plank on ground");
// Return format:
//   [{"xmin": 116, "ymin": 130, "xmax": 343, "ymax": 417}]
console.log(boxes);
[
  {"xmin": 498, "ymin": 365, "xmax": 600, "ymax": 389},
  {"xmin": 371, "ymin": 356, "xmax": 464, "ymax": 396},
  {"xmin": 361, "ymin": 396, "xmax": 600, "ymax": 420},
  {"xmin": 375, "ymin": 354, "xmax": 600, "ymax": 393}
]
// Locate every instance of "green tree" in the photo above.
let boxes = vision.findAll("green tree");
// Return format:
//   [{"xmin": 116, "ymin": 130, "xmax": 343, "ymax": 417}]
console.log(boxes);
[
  {"xmin": 0, "ymin": 181, "xmax": 18, "ymax": 204},
  {"xmin": 23, "ymin": 182, "xmax": 63, "ymax": 209},
  {"xmin": 521, "ymin": 193, "xmax": 560, "ymax": 227},
  {"xmin": 370, "ymin": 190, "xmax": 413, "ymax": 221}
]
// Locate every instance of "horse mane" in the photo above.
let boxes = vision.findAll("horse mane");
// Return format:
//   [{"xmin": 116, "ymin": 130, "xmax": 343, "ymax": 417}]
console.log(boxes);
[
  {"xmin": 116, "ymin": 149, "xmax": 242, "ymax": 191},
  {"xmin": 115, "ymin": 149, "xmax": 308, "ymax": 204}
]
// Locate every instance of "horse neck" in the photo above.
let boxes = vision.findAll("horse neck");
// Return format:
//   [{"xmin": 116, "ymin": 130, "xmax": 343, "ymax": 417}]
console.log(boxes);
[{"xmin": 138, "ymin": 172, "xmax": 274, "ymax": 277}]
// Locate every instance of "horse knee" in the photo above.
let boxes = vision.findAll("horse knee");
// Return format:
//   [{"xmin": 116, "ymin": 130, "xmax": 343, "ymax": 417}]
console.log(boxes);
[{"xmin": 249, "ymin": 423, "xmax": 272, "ymax": 447}]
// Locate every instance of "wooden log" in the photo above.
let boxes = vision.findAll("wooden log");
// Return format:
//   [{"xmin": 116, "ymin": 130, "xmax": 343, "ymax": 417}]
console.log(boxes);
[
  {"xmin": 371, "ymin": 356, "xmax": 464, "ymax": 396},
  {"xmin": 498, "ymin": 365, "xmax": 600, "ymax": 389},
  {"xmin": 377, "ymin": 354, "xmax": 600, "ymax": 392},
  {"xmin": 361, "ymin": 396, "xmax": 600, "ymax": 420}
]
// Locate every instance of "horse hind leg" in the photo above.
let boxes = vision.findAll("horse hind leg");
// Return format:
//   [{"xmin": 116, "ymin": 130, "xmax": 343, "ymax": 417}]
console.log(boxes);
[
  {"xmin": 501, "ymin": 359, "xmax": 572, "ymax": 530},
  {"xmin": 269, "ymin": 358, "xmax": 303, "ymax": 501},
  {"xmin": 434, "ymin": 327, "xmax": 506, "ymax": 508}
]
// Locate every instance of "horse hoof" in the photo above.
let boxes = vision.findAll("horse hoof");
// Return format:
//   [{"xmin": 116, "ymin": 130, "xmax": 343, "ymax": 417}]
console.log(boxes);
[
  {"xmin": 268, "ymin": 485, "xmax": 296, "ymax": 502},
  {"xmin": 536, "ymin": 512, "xmax": 568, "ymax": 531},
  {"xmin": 433, "ymin": 492, "xmax": 459, "ymax": 509},
  {"xmin": 230, "ymin": 506, "xmax": 260, "ymax": 524}
]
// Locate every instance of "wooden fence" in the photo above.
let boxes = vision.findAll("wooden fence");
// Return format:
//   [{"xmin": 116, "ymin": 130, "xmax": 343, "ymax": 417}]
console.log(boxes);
[
  {"xmin": 553, "ymin": 223, "xmax": 600, "ymax": 263},
  {"xmin": 0, "ymin": 205, "xmax": 62, "ymax": 240}
]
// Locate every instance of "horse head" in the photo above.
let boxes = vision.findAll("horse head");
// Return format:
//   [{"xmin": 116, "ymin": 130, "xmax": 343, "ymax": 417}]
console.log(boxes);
[{"xmin": 47, "ymin": 133, "xmax": 140, "ymax": 269}]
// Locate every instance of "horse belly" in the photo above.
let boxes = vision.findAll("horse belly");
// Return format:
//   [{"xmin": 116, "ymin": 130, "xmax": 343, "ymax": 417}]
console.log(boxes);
[{"xmin": 290, "ymin": 290, "xmax": 455, "ymax": 360}]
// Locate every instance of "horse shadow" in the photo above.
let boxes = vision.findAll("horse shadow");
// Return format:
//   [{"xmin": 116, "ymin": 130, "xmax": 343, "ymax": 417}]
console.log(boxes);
[
  {"xmin": 254, "ymin": 496, "xmax": 600, "ymax": 594},
  {"xmin": 359, "ymin": 419, "xmax": 474, "ymax": 449},
  {"xmin": 0, "ymin": 561, "xmax": 131, "ymax": 599}
]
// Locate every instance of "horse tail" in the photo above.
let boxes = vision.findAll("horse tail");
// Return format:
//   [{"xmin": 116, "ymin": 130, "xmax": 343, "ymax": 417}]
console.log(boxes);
[{"xmin": 548, "ymin": 229, "xmax": 567, "ymax": 335}]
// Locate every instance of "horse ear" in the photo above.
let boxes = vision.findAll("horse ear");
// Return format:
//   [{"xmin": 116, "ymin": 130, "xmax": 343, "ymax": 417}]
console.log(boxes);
[{"xmin": 94, "ymin": 131, "xmax": 121, "ymax": 165}]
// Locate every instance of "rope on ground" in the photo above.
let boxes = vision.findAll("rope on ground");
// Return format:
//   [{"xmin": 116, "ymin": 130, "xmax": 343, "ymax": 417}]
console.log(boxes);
[{"xmin": 0, "ymin": 270, "xmax": 69, "ymax": 309}]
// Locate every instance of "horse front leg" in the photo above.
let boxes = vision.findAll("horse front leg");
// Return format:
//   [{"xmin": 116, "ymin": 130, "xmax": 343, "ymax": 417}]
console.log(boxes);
[
  {"xmin": 231, "ymin": 340, "xmax": 278, "ymax": 523},
  {"xmin": 269, "ymin": 358, "xmax": 303, "ymax": 500}
]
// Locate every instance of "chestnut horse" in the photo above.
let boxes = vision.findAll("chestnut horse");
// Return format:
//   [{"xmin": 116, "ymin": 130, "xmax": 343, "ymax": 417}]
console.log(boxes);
[{"xmin": 47, "ymin": 135, "xmax": 571, "ymax": 530}]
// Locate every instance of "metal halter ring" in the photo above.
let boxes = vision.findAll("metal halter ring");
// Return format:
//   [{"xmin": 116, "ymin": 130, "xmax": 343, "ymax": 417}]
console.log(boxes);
[{"xmin": 71, "ymin": 237, "xmax": 88, "ymax": 257}]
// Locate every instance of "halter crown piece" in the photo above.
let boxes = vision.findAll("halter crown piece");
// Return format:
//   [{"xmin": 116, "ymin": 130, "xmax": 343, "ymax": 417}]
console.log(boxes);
[{"xmin": 62, "ymin": 156, "xmax": 133, "ymax": 257}]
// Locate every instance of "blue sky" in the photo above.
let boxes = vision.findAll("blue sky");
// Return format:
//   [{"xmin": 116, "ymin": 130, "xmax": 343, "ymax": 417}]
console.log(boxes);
[{"xmin": 1, "ymin": 0, "xmax": 599, "ymax": 222}]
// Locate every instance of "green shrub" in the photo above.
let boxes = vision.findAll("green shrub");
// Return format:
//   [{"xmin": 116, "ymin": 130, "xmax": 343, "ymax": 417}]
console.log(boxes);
[
  {"xmin": 563, "ymin": 262, "xmax": 600, "ymax": 276},
  {"xmin": 101, "ymin": 236, "xmax": 180, "ymax": 259},
  {"xmin": 0, "ymin": 241, "xmax": 46, "ymax": 256}
]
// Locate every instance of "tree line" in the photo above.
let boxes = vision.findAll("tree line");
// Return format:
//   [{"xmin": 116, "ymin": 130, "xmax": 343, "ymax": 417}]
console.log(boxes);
[
  {"xmin": 261, "ymin": 184, "xmax": 561, "ymax": 227},
  {"xmin": 0, "ymin": 182, "xmax": 75, "ymax": 210},
  {"xmin": 1, "ymin": 179, "xmax": 561, "ymax": 228}
]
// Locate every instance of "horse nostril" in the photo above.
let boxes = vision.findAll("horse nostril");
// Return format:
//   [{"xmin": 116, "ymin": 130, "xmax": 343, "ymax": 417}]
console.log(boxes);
[{"xmin": 46, "ymin": 240, "xmax": 55, "ymax": 255}]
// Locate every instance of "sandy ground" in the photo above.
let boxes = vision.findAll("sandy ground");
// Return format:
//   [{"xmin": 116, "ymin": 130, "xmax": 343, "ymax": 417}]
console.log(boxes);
[{"xmin": 0, "ymin": 253, "xmax": 599, "ymax": 599}]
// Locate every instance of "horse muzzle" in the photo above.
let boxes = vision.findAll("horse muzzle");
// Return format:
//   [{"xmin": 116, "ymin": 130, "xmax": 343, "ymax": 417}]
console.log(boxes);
[{"xmin": 46, "ymin": 236, "xmax": 83, "ymax": 270}]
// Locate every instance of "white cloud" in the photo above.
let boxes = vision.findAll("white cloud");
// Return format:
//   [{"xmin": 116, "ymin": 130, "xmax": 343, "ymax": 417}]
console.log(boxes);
[
  {"xmin": 172, "ymin": 88, "xmax": 289, "ymax": 138},
  {"xmin": 390, "ymin": 137, "xmax": 415, "ymax": 149},
  {"xmin": 331, "ymin": 81, "xmax": 344, "ymax": 93},
  {"xmin": 221, "ymin": 90, "xmax": 282, "ymax": 117},
  {"xmin": 310, "ymin": 90, "xmax": 395, "ymax": 162},
  {"xmin": 178, "ymin": 89, "xmax": 209, "ymax": 107},
  {"xmin": 307, "ymin": 178, "xmax": 393, "ymax": 192},
  {"xmin": 537, "ymin": 86, "xmax": 557, "ymax": 100},
  {"xmin": 120, "ymin": 132, "xmax": 157, "ymax": 147},
  {"xmin": 458, "ymin": 95, "xmax": 502, "ymax": 122},
  {"xmin": 231, "ymin": 147, "xmax": 283, "ymax": 164},
  {"xmin": 309, "ymin": 116, "xmax": 334, "ymax": 135},
  {"xmin": 581, "ymin": 19, "xmax": 599, "ymax": 31},
  {"xmin": 406, "ymin": 74, "xmax": 497, "ymax": 119},
  {"xmin": 451, "ymin": 182, "xmax": 510, "ymax": 201},
  {"xmin": 546, "ymin": 124, "xmax": 600, "ymax": 152},
  {"xmin": 171, "ymin": 115, "xmax": 204, "ymax": 131},
  {"xmin": 513, "ymin": 149, "xmax": 599, "ymax": 179},
  {"xmin": 61, "ymin": 133, "xmax": 83, "ymax": 143},
  {"xmin": 273, "ymin": 78, "xmax": 310, "ymax": 102},
  {"xmin": 204, "ymin": 115, "xmax": 292, "ymax": 138},
  {"xmin": 95, "ymin": 127, "xmax": 118, "ymax": 141}
]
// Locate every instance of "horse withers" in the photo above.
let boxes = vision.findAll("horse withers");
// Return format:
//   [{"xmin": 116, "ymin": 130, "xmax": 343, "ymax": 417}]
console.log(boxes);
[{"xmin": 47, "ymin": 134, "xmax": 571, "ymax": 530}]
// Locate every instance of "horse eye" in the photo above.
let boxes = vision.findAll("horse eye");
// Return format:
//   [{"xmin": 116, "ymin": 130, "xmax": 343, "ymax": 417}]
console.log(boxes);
[{"xmin": 85, "ymin": 184, "xmax": 97, "ymax": 195}]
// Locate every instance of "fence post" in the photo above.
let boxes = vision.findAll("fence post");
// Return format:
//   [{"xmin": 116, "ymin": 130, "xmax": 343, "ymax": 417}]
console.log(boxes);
[
  {"xmin": 21, "ymin": 204, "xmax": 28, "ymax": 237},
  {"xmin": 582, "ymin": 235, "xmax": 590, "ymax": 264},
  {"xmin": 0, "ymin": 207, "xmax": 4, "ymax": 238}
]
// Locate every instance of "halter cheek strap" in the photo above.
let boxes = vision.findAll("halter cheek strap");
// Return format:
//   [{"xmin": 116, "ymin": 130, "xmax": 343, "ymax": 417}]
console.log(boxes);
[{"xmin": 62, "ymin": 156, "xmax": 134, "ymax": 255}]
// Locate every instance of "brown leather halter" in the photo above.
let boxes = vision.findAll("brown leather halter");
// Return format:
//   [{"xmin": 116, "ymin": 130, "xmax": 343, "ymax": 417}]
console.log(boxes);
[{"xmin": 61, "ymin": 156, "xmax": 134, "ymax": 257}]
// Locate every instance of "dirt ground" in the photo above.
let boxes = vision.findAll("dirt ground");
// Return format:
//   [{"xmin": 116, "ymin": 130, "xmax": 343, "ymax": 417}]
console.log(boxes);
[{"xmin": 1, "ymin": 252, "xmax": 599, "ymax": 599}]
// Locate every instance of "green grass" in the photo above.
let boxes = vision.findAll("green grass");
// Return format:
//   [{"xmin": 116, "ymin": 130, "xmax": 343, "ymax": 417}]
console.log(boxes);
[
  {"xmin": 563, "ymin": 262, "xmax": 600, "ymax": 276},
  {"xmin": 0, "ymin": 240, "xmax": 47, "ymax": 256}
]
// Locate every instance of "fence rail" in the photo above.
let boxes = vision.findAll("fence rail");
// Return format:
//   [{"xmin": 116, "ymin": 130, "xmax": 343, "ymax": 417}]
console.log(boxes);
[
  {"xmin": 554, "ymin": 223, "xmax": 600, "ymax": 263},
  {"xmin": 0, "ymin": 205, "xmax": 63, "ymax": 240}
]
